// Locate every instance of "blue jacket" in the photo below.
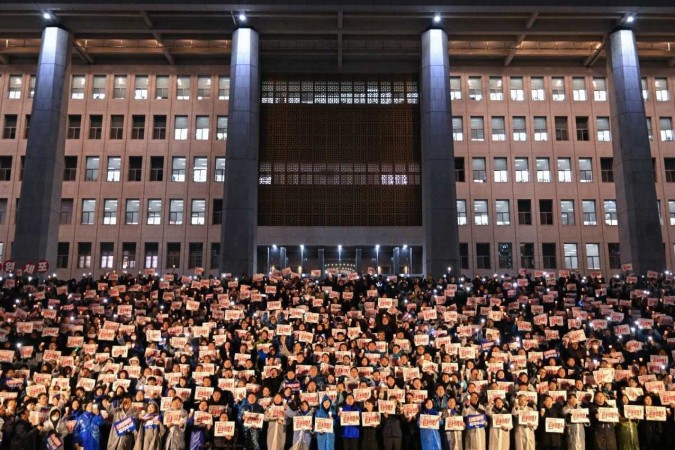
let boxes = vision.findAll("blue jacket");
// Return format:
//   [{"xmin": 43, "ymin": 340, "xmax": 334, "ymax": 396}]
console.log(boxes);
[
  {"xmin": 73, "ymin": 411, "xmax": 105, "ymax": 450},
  {"xmin": 418, "ymin": 408, "xmax": 442, "ymax": 450},
  {"xmin": 315, "ymin": 395, "xmax": 336, "ymax": 450},
  {"xmin": 340, "ymin": 404, "xmax": 361, "ymax": 439}
]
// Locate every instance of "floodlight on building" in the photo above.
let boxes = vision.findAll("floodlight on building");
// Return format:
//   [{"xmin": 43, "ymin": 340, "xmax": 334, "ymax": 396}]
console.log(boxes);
[
  {"xmin": 43, "ymin": 12, "xmax": 53, "ymax": 20},
  {"xmin": 626, "ymin": 15, "xmax": 635, "ymax": 23},
  {"xmin": 433, "ymin": 14, "xmax": 441, "ymax": 23},
  {"xmin": 239, "ymin": 12, "xmax": 247, "ymax": 22}
]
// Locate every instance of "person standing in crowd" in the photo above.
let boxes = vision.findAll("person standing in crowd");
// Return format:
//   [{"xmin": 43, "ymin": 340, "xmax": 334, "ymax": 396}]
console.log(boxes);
[
  {"xmin": 513, "ymin": 394, "xmax": 537, "ymax": 450},
  {"xmin": 361, "ymin": 399, "xmax": 380, "ymax": 450},
  {"xmin": 463, "ymin": 392, "xmax": 487, "ymax": 450},
  {"xmin": 538, "ymin": 395, "xmax": 563, "ymax": 450},
  {"xmin": 441, "ymin": 396, "xmax": 463, "ymax": 450},
  {"xmin": 288, "ymin": 400, "xmax": 313, "ymax": 450},
  {"xmin": 164, "ymin": 397, "xmax": 188, "ymax": 450},
  {"xmin": 73, "ymin": 402, "xmax": 106, "ymax": 450},
  {"xmin": 486, "ymin": 397, "xmax": 512, "ymax": 450},
  {"xmin": 419, "ymin": 398, "xmax": 441, "ymax": 450},
  {"xmin": 132, "ymin": 401, "xmax": 163, "ymax": 450},
  {"xmin": 9, "ymin": 407, "xmax": 37, "ymax": 450},
  {"xmin": 637, "ymin": 394, "xmax": 663, "ymax": 450},
  {"xmin": 381, "ymin": 406, "xmax": 402, "ymax": 450},
  {"xmin": 339, "ymin": 393, "xmax": 361, "ymax": 450},
  {"xmin": 264, "ymin": 393, "xmax": 288, "ymax": 450},
  {"xmin": 315, "ymin": 395, "xmax": 336, "ymax": 450},
  {"xmin": 106, "ymin": 396, "xmax": 135, "ymax": 450},
  {"xmin": 561, "ymin": 393, "xmax": 587, "ymax": 450},
  {"xmin": 617, "ymin": 394, "xmax": 639, "ymax": 450},
  {"xmin": 589, "ymin": 391, "xmax": 618, "ymax": 450},
  {"xmin": 38, "ymin": 407, "xmax": 67, "ymax": 450}
]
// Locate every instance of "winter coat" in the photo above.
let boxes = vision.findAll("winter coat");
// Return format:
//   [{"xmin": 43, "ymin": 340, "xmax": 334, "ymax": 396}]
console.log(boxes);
[
  {"xmin": 107, "ymin": 407, "xmax": 136, "ymax": 450},
  {"xmin": 315, "ymin": 396, "xmax": 336, "ymax": 450},
  {"xmin": 418, "ymin": 407, "xmax": 442, "ymax": 450},
  {"xmin": 132, "ymin": 412, "xmax": 164, "ymax": 450},
  {"xmin": 164, "ymin": 408, "xmax": 188, "ymax": 450},
  {"xmin": 340, "ymin": 404, "xmax": 361, "ymax": 439},
  {"xmin": 73, "ymin": 412, "xmax": 105, "ymax": 450}
]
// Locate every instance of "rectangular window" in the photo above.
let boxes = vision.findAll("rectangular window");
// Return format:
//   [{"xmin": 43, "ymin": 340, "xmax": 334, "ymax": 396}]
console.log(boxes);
[
  {"xmin": 657, "ymin": 200, "xmax": 663, "ymax": 225},
  {"xmin": 216, "ymin": 116, "xmax": 228, "ymax": 140},
  {"xmin": 60, "ymin": 199, "xmax": 73, "ymax": 225},
  {"xmin": 106, "ymin": 156, "xmax": 121, "ymax": 182},
  {"xmin": 449, "ymin": 76, "xmax": 462, "ymax": 100},
  {"xmin": 555, "ymin": 116, "xmax": 569, "ymax": 141},
  {"xmin": 81, "ymin": 199, "xmax": 96, "ymax": 225},
  {"xmin": 113, "ymin": 75, "xmax": 127, "ymax": 99},
  {"xmin": 188, "ymin": 243, "xmax": 203, "ymax": 269},
  {"xmin": 495, "ymin": 200, "xmax": 510, "ymax": 225},
  {"xmin": 655, "ymin": 78, "xmax": 670, "ymax": 102},
  {"xmin": 125, "ymin": 199, "xmax": 140, "ymax": 225},
  {"xmin": 195, "ymin": 116, "xmax": 210, "ymax": 140},
  {"xmin": 153, "ymin": 115, "xmax": 167, "ymax": 140},
  {"xmin": 176, "ymin": 76, "xmax": 191, "ymax": 100},
  {"xmin": 642, "ymin": 78, "xmax": 649, "ymax": 101},
  {"xmin": 601, "ymin": 158, "xmax": 614, "ymax": 182},
  {"xmin": 665, "ymin": 158, "xmax": 675, "ymax": 183},
  {"xmin": 29, "ymin": 75, "xmax": 36, "ymax": 98},
  {"xmin": 596, "ymin": 117, "xmax": 611, "ymax": 141},
  {"xmin": 531, "ymin": 76, "xmax": 545, "ymax": 101},
  {"xmin": 174, "ymin": 115, "xmax": 188, "ymax": 140},
  {"xmin": 155, "ymin": 75, "xmax": 169, "ymax": 99},
  {"xmin": 24, "ymin": 114, "xmax": 30, "ymax": 139},
  {"xmin": 218, "ymin": 76, "xmax": 230, "ymax": 100},
  {"xmin": 457, "ymin": 200, "xmax": 467, "ymax": 225},
  {"xmin": 85, "ymin": 156, "xmax": 99, "ymax": 181},
  {"xmin": 134, "ymin": 75, "xmax": 149, "ymax": 100},
  {"xmin": 515, "ymin": 157, "xmax": 529, "ymax": 183},
  {"xmin": 214, "ymin": 157, "xmax": 226, "ymax": 182},
  {"xmin": 452, "ymin": 116, "xmax": 463, "ymax": 141},
  {"xmin": 605, "ymin": 200, "xmax": 618, "ymax": 225},
  {"xmin": 669, "ymin": 200, "xmax": 675, "ymax": 226},
  {"xmin": 172, "ymin": 157, "xmax": 186, "ymax": 182},
  {"xmin": 212, "ymin": 199, "xmax": 223, "ymax": 225},
  {"xmin": 109, "ymin": 115, "xmax": 124, "ymax": 139},
  {"xmin": 578, "ymin": 158, "xmax": 593, "ymax": 183},
  {"xmin": 122, "ymin": 243, "xmax": 136, "ymax": 269},
  {"xmin": 191, "ymin": 199, "xmax": 206, "ymax": 225},
  {"xmin": 460, "ymin": 243, "xmax": 469, "ymax": 269},
  {"xmin": 586, "ymin": 243, "xmax": 600, "ymax": 270},
  {"xmin": 564, "ymin": 243, "xmax": 579, "ymax": 269},
  {"xmin": 551, "ymin": 77, "xmax": 565, "ymax": 101},
  {"xmin": 542, "ymin": 243, "xmax": 557, "ymax": 269},
  {"xmin": 576, "ymin": 116, "xmax": 590, "ymax": 141},
  {"xmin": 517, "ymin": 199, "xmax": 532, "ymax": 225},
  {"xmin": 169, "ymin": 199, "xmax": 184, "ymax": 225},
  {"xmin": 474, "ymin": 200, "xmax": 489, "ymax": 225},
  {"xmin": 533, "ymin": 116, "xmax": 547, "ymax": 141},
  {"xmin": 489, "ymin": 77, "xmax": 503, "ymax": 101},
  {"xmin": 0, "ymin": 156, "xmax": 11, "ymax": 181},
  {"xmin": 572, "ymin": 77, "xmax": 587, "ymax": 101},
  {"xmin": 102, "ymin": 199, "xmax": 118, "ymax": 225},
  {"xmin": 197, "ymin": 76, "xmax": 211, "ymax": 99},
  {"xmin": 128, "ymin": 156, "xmax": 142, "ymax": 182},
  {"xmin": 560, "ymin": 200, "xmax": 575, "ymax": 226},
  {"xmin": 144, "ymin": 242, "xmax": 159, "ymax": 269},
  {"xmin": 608, "ymin": 243, "xmax": 621, "ymax": 269},
  {"xmin": 0, "ymin": 199, "xmax": 6, "ymax": 224},
  {"xmin": 57, "ymin": 242, "xmax": 69, "ymax": 269},
  {"xmin": 535, "ymin": 157, "xmax": 550, "ymax": 183},
  {"xmin": 493, "ymin": 157, "xmax": 507, "ymax": 182},
  {"xmin": 659, "ymin": 117, "xmax": 673, "ymax": 141},
  {"xmin": 71, "ymin": 75, "xmax": 85, "ymax": 99},
  {"xmin": 63, "ymin": 156, "xmax": 77, "ymax": 181},
  {"xmin": 647, "ymin": 117, "xmax": 653, "ymax": 141},
  {"xmin": 470, "ymin": 116, "xmax": 484, "ymax": 141},
  {"xmin": 520, "ymin": 243, "xmax": 535, "ymax": 269},
  {"xmin": 491, "ymin": 116, "xmax": 506, "ymax": 141},
  {"xmin": 472, "ymin": 157, "xmax": 487, "ymax": 183},
  {"xmin": 539, "ymin": 199, "xmax": 553, "ymax": 225},
  {"xmin": 67, "ymin": 115, "xmax": 81, "ymax": 139},
  {"xmin": 476, "ymin": 243, "xmax": 491, "ymax": 269},
  {"xmin": 593, "ymin": 77, "xmax": 607, "ymax": 101},
  {"xmin": 557, "ymin": 158, "xmax": 572, "ymax": 183},
  {"xmin": 131, "ymin": 115, "xmax": 145, "ymax": 139},
  {"xmin": 1, "ymin": 115, "xmax": 17, "ymax": 140},
  {"xmin": 192, "ymin": 157, "xmax": 208, "ymax": 182},
  {"xmin": 150, "ymin": 156, "xmax": 164, "ymax": 181},
  {"xmin": 498, "ymin": 242, "xmax": 513, "ymax": 269},
  {"xmin": 468, "ymin": 76, "xmax": 482, "ymax": 100},
  {"xmin": 77, "ymin": 242, "xmax": 92, "ymax": 269},
  {"xmin": 510, "ymin": 77, "xmax": 524, "ymax": 101},
  {"xmin": 92, "ymin": 75, "xmax": 106, "ymax": 99},
  {"xmin": 147, "ymin": 199, "xmax": 162, "ymax": 225},
  {"xmin": 89, "ymin": 115, "xmax": 103, "ymax": 139},
  {"xmin": 210, "ymin": 243, "xmax": 221, "ymax": 269},
  {"xmin": 582, "ymin": 200, "xmax": 597, "ymax": 225},
  {"xmin": 166, "ymin": 242, "xmax": 181, "ymax": 269},
  {"xmin": 8, "ymin": 75, "xmax": 22, "ymax": 99}
]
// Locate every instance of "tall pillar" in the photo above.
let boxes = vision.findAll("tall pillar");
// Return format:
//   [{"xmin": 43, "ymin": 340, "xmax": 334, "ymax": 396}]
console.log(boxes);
[
  {"xmin": 279, "ymin": 247, "xmax": 287, "ymax": 269},
  {"xmin": 13, "ymin": 27, "xmax": 71, "ymax": 269},
  {"xmin": 607, "ymin": 29, "xmax": 665, "ymax": 273},
  {"xmin": 392, "ymin": 247, "xmax": 400, "ymax": 275},
  {"xmin": 420, "ymin": 28, "xmax": 461, "ymax": 277},
  {"xmin": 318, "ymin": 248, "xmax": 325, "ymax": 276},
  {"xmin": 220, "ymin": 28, "xmax": 260, "ymax": 276},
  {"xmin": 355, "ymin": 248, "xmax": 362, "ymax": 273}
]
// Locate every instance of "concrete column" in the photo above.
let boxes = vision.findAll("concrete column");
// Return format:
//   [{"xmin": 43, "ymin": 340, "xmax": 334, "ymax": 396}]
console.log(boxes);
[
  {"xmin": 279, "ymin": 246, "xmax": 287, "ymax": 269},
  {"xmin": 318, "ymin": 248, "xmax": 325, "ymax": 275},
  {"xmin": 13, "ymin": 27, "xmax": 71, "ymax": 269},
  {"xmin": 220, "ymin": 28, "xmax": 260, "ymax": 277},
  {"xmin": 355, "ymin": 248, "xmax": 362, "ymax": 273},
  {"xmin": 607, "ymin": 29, "xmax": 665, "ymax": 273},
  {"xmin": 392, "ymin": 247, "xmax": 400, "ymax": 275},
  {"xmin": 420, "ymin": 28, "xmax": 461, "ymax": 277}
]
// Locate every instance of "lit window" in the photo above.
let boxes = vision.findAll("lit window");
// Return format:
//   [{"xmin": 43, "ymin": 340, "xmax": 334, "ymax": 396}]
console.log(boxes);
[
  {"xmin": 491, "ymin": 117, "xmax": 506, "ymax": 141},
  {"xmin": 176, "ymin": 76, "xmax": 191, "ymax": 100},
  {"xmin": 452, "ymin": 117, "xmax": 464, "ymax": 141},
  {"xmin": 134, "ymin": 75, "xmax": 149, "ymax": 99},
  {"xmin": 193, "ymin": 157, "xmax": 208, "ymax": 182},
  {"xmin": 489, "ymin": 77, "xmax": 503, "ymax": 101},
  {"xmin": 8, "ymin": 75, "xmax": 22, "ymax": 99},
  {"xmin": 195, "ymin": 116, "xmax": 210, "ymax": 140},
  {"xmin": 103, "ymin": 199, "xmax": 118, "ymax": 225},
  {"xmin": 113, "ymin": 75, "xmax": 127, "ymax": 99},
  {"xmin": 572, "ymin": 77, "xmax": 587, "ymax": 101},
  {"xmin": 510, "ymin": 77, "xmax": 524, "ymax": 101},
  {"xmin": 531, "ymin": 77, "xmax": 545, "ymax": 101},
  {"xmin": 593, "ymin": 78, "xmax": 607, "ymax": 101},
  {"xmin": 564, "ymin": 243, "xmax": 578, "ymax": 269},
  {"xmin": 586, "ymin": 243, "xmax": 600, "ymax": 270},
  {"xmin": 557, "ymin": 158, "xmax": 572, "ymax": 183},
  {"xmin": 512, "ymin": 116, "xmax": 526, "ymax": 141},
  {"xmin": 457, "ymin": 200, "xmax": 467, "ymax": 225},
  {"xmin": 147, "ymin": 199, "xmax": 162, "ymax": 225},
  {"xmin": 468, "ymin": 77, "xmax": 482, "ymax": 100},
  {"xmin": 493, "ymin": 157, "xmax": 507, "ymax": 183},
  {"xmin": 551, "ymin": 77, "xmax": 565, "ymax": 101},
  {"xmin": 191, "ymin": 199, "xmax": 206, "ymax": 225},
  {"xmin": 71, "ymin": 75, "xmax": 85, "ymax": 99},
  {"xmin": 174, "ymin": 116, "xmax": 188, "ymax": 140},
  {"xmin": 515, "ymin": 157, "xmax": 529, "ymax": 183},
  {"xmin": 450, "ymin": 77, "xmax": 462, "ymax": 100},
  {"xmin": 92, "ymin": 75, "xmax": 106, "ymax": 99},
  {"xmin": 169, "ymin": 199, "xmax": 184, "ymax": 225},
  {"xmin": 582, "ymin": 200, "xmax": 597, "ymax": 225},
  {"xmin": 655, "ymin": 78, "xmax": 670, "ymax": 102},
  {"xmin": 604, "ymin": 200, "xmax": 617, "ymax": 225},
  {"xmin": 495, "ymin": 200, "xmax": 510, "ymax": 225},
  {"xmin": 81, "ymin": 199, "xmax": 96, "ymax": 225},
  {"xmin": 474, "ymin": 200, "xmax": 489, "ymax": 225}
]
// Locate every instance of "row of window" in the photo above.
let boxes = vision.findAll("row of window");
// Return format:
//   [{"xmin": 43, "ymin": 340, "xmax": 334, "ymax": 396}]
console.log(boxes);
[
  {"xmin": 0, "ymin": 156, "xmax": 226, "ymax": 183},
  {"xmin": 55, "ymin": 241, "xmax": 220, "ymax": 271},
  {"xmin": 261, "ymin": 79, "xmax": 419, "ymax": 105},
  {"xmin": 447, "ymin": 75, "xmax": 671, "ymax": 103},
  {"xmin": 2, "ymin": 114, "xmax": 228, "ymax": 141},
  {"xmin": 1, "ymin": 74, "xmax": 230, "ymax": 101}
]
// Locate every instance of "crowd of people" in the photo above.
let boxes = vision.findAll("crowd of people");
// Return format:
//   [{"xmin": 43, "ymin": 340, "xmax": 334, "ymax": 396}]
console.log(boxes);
[{"xmin": 0, "ymin": 266, "xmax": 672, "ymax": 450}]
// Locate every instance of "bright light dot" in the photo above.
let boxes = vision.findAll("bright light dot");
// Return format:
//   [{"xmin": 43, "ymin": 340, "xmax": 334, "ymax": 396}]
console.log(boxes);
[
  {"xmin": 626, "ymin": 15, "xmax": 635, "ymax": 23},
  {"xmin": 239, "ymin": 13, "xmax": 247, "ymax": 22},
  {"xmin": 43, "ymin": 12, "xmax": 52, "ymax": 20},
  {"xmin": 433, "ymin": 14, "xmax": 441, "ymax": 23}
]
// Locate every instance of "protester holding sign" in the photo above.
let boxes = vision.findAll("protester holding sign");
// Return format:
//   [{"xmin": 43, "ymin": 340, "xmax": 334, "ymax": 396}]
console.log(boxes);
[
  {"xmin": 463, "ymin": 393, "xmax": 487, "ymax": 450},
  {"xmin": 339, "ymin": 394, "xmax": 361, "ymax": 450},
  {"xmin": 538, "ymin": 395, "xmax": 563, "ymax": 450},
  {"xmin": 72, "ymin": 402, "xmax": 106, "ymax": 450},
  {"xmin": 441, "ymin": 397, "xmax": 464, "ymax": 450},
  {"xmin": 289, "ymin": 400, "xmax": 313, "ymax": 450},
  {"xmin": 486, "ymin": 397, "xmax": 512, "ymax": 450},
  {"xmin": 513, "ymin": 394, "xmax": 538, "ymax": 450},
  {"xmin": 589, "ymin": 392, "xmax": 618, "ymax": 450},
  {"xmin": 132, "ymin": 401, "xmax": 163, "ymax": 450},
  {"xmin": 314, "ymin": 395, "xmax": 336, "ymax": 450},
  {"xmin": 637, "ymin": 394, "xmax": 664, "ymax": 450},
  {"xmin": 263, "ymin": 393, "xmax": 288, "ymax": 450},
  {"xmin": 163, "ymin": 397, "xmax": 188, "ymax": 450},
  {"xmin": 561, "ymin": 394, "xmax": 587, "ymax": 450}
]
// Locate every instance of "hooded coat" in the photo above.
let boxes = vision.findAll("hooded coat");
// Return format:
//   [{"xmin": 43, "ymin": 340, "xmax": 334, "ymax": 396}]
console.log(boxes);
[
  {"xmin": 73, "ymin": 411, "xmax": 106, "ymax": 450},
  {"xmin": 419, "ymin": 406, "xmax": 442, "ymax": 450},
  {"xmin": 132, "ymin": 404, "xmax": 164, "ymax": 450},
  {"xmin": 315, "ymin": 396, "xmax": 336, "ymax": 450},
  {"xmin": 39, "ymin": 408, "xmax": 67, "ymax": 450}
]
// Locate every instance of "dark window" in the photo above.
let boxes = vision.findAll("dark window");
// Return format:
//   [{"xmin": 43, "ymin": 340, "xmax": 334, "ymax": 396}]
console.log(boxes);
[
  {"xmin": 63, "ymin": 156, "xmax": 77, "ymax": 181},
  {"xmin": 665, "ymin": 158, "xmax": 675, "ymax": 183},
  {"xmin": 3, "ymin": 115, "xmax": 17, "ymax": 139},
  {"xmin": 539, "ymin": 199, "xmax": 554, "ymax": 225},
  {"xmin": 212, "ymin": 199, "xmax": 222, "ymax": 225},
  {"xmin": 67, "ymin": 115, "xmax": 81, "ymax": 139},
  {"xmin": 555, "ymin": 116, "xmax": 568, "ymax": 141},
  {"xmin": 459, "ymin": 243, "xmax": 469, "ymax": 270},
  {"xmin": 77, "ymin": 242, "xmax": 92, "ymax": 269},
  {"xmin": 122, "ymin": 242, "xmax": 136, "ymax": 269},
  {"xmin": 131, "ymin": 115, "xmax": 145, "ymax": 139},
  {"xmin": 23, "ymin": 115, "xmax": 30, "ymax": 139},
  {"xmin": 476, "ymin": 243, "xmax": 491, "ymax": 269},
  {"xmin": 517, "ymin": 199, "xmax": 532, "ymax": 225},
  {"xmin": 166, "ymin": 242, "xmax": 181, "ymax": 269},
  {"xmin": 455, "ymin": 157, "xmax": 465, "ymax": 182},
  {"xmin": 188, "ymin": 242, "xmax": 203, "ymax": 269},
  {"xmin": 128, "ymin": 156, "xmax": 142, "ymax": 182},
  {"xmin": 653, "ymin": 158, "xmax": 657, "ymax": 182},
  {"xmin": 542, "ymin": 243, "xmax": 557, "ymax": 269},
  {"xmin": 498, "ymin": 242, "xmax": 512, "ymax": 269},
  {"xmin": 601, "ymin": 157, "xmax": 614, "ymax": 182},
  {"xmin": 520, "ymin": 243, "xmax": 535, "ymax": 269},
  {"xmin": 576, "ymin": 116, "xmax": 589, "ymax": 141},
  {"xmin": 608, "ymin": 243, "xmax": 621, "ymax": 269},
  {"xmin": 60, "ymin": 199, "xmax": 73, "ymax": 225},
  {"xmin": 153, "ymin": 115, "xmax": 167, "ymax": 139},
  {"xmin": 150, "ymin": 156, "xmax": 164, "ymax": 181},
  {"xmin": 210, "ymin": 243, "xmax": 220, "ymax": 269},
  {"xmin": 110, "ymin": 115, "xmax": 124, "ymax": 139},
  {"xmin": 0, "ymin": 199, "xmax": 6, "ymax": 224},
  {"xmin": 89, "ymin": 115, "xmax": 103, "ymax": 139},
  {"xmin": 99, "ymin": 242, "xmax": 114, "ymax": 269},
  {"xmin": 144, "ymin": 242, "xmax": 159, "ymax": 269},
  {"xmin": 0, "ymin": 157, "xmax": 12, "ymax": 181},
  {"xmin": 19, "ymin": 156, "xmax": 24, "ymax": 181},
  {"xmin": 56, "ymin": 242, "xmax": 69, "ymax": 269}
]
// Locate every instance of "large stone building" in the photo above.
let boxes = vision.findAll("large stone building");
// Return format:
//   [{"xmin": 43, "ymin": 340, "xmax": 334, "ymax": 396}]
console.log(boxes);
[{"xmin": 0, "ymin": 1, "xmax": 673, "ymax": 278}]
